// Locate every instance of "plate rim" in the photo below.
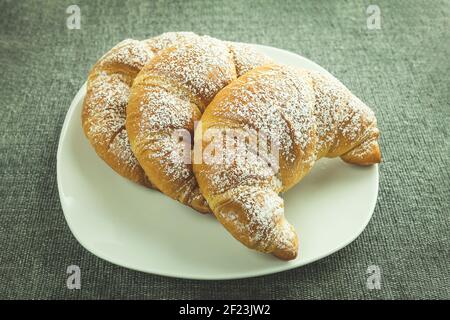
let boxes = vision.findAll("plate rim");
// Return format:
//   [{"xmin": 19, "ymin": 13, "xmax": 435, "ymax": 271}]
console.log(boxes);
[{"xmin": 57, "ymin": 43, "xmax": 379, "ymax": 280}]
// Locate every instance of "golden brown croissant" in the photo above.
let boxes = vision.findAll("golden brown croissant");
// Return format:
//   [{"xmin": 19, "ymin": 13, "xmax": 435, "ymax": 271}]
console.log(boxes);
[
  {"xmin": 193, "ymin": 64, "xmax": 381, "ymax": 260},
  {"xmin": 82, "ymin": 32, "xmax": 201, "ymax": 187},
  {"xmin": 126, "ymin": 36, "xmax": 272, "ymax": 213}
]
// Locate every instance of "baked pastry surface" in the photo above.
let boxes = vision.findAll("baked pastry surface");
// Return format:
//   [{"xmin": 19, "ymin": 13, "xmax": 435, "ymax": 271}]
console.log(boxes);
[
  {"xmin": 126, "ymin": 36, "xmax": 272, "ymax": 213},
  {"xmin": 82, "ymin": 32, "xmax": 200, "ymax": 187},
  {"xmin": 193, "ymin": 64, "xmax": 381, "ymax": 259}
]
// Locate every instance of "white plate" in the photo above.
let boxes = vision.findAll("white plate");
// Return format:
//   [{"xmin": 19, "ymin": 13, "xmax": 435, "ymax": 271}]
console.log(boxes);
[{"xmin": 57, "ymin": 44, "xmax": 379, "ymax": 280}]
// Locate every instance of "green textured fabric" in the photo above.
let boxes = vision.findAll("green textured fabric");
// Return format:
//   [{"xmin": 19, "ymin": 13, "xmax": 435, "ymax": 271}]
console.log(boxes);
[{"xmin": 1, "ymin": 0, "xmax": 449, "ymax": 299}]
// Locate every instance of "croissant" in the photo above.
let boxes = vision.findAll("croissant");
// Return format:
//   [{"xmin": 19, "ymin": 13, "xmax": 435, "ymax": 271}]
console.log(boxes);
[
  {"xmin": 126, "ymin": 36, "xmax": 272, "ymax": 213},
  {"xmin": 193, "ymin": 64, "xmax": 381, "ymax": 260},
  {"xmin": 82, "ymin": 32, "xmax": 201, "ymax": 187}
]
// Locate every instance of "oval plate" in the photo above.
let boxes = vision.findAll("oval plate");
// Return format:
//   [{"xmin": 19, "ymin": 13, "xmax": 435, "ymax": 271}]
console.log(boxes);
[{"xmin": 57, "ymin": 44, "xmax": 379, "ymax": 280}]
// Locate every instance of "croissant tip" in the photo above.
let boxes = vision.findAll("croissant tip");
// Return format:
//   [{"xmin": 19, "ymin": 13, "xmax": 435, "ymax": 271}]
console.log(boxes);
[
  {"xmin": 365, "ymin": 142, "xmax": 382, "ymax": 165},
  {"xmin": 341, "ymin": 141, "xmax": 382, "ymax": 166},
  {"xmin": 273, "ymin": 249, "xmax": 298, "ymax": 261},
  {"xmin": 190, "ymin": 202, "xmax": 212, "ymax": 214}
]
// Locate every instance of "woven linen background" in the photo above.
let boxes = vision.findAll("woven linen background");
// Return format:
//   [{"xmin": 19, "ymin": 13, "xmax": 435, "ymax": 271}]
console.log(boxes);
[{"xmin": 0, "ymin": 0, "xmax": 448, "ymax": 299}]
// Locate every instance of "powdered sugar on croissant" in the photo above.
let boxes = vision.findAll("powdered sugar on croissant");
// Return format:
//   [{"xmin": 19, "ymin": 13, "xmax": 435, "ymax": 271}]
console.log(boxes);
[
  {"xmin": 82, "ymin": 33, "xmax": 272, "ymax": 214},
  {"xmin": 126, "ymin": 36, "xmax": 273, "ymax": 213},
  {"xmin": 82, "ymin": 33, "xmax": 202, "ymax": 187},
  {"xmin": 82, "ymin": 39, "xmax": 154, "ymax": 186},
  {"xmin": 193, "ymin": 64, "xmax": 381, "ymax": 260}
]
